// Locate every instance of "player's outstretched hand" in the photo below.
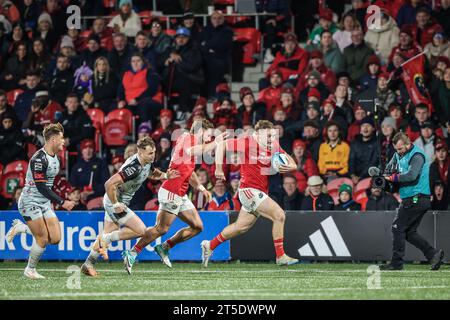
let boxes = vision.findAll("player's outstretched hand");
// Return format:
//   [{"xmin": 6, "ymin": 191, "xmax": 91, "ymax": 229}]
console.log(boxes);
[
  {"xmin": 215, "ymin": 131, "xmax": 230, "ymax": 144},
  {"xmin": 62, "ymin": 200, "xmax": 76, "ymax": 211},
  {"xmin": 278, "ymin": 165, "xmax": 295, "ymax": 173},
  {"xmin": 215, "ymin": 169, "xmax": 226, "ymax": 181},
  {"xmin": 203, "ymin": 189, "xmax": 212, "ymax": 203},
  {"xmin": 166, "ymin": 169, "xmax": 180, "ymax": 179}
]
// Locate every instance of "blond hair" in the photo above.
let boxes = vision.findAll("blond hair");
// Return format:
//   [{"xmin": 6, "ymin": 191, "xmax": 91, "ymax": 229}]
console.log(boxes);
[{"xmin": 43, "ymin": 123, "xmax": 64, "ymax": 142}]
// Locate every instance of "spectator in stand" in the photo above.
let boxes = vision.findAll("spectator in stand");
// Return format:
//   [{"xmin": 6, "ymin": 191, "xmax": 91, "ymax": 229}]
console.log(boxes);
[
  {"xmin": 0, "ymin": 90, "xmax": 15, "ymax": 119},
  {"xmin": 57, "ymin": 35, "xmax": 81, "ymax": 70},
  {"xmin": 73, "ymin": 63, "xmax": 93, "ymax": 106},
  {"xmin": 302, "ymin": 120, "xmax": 322, "ymax": 163},
  {"xmin": 0, "ymin": 0, "xmax": 20, "ymax": 24},
  {"xmin": 334, "ymin": 84, "xmax": 354, "ymax": 125},
  {"xmin": 406, "ymin": 103, "xmax": 444, "ymax": 141},
  {"xmin": 258, "ymin": 69, "xmax": 283, "ymax": 112},
  {"xmin": 0, "ymin": 41, "xmax": 29, "ymax": 91},
  {"xmin": 301, "ymin": 175, "xmax": 335, "ymax": 211},
  {"xmin": 298, "ymin": 50, "xmax": 337, "ymax": 92},
  {"xmin": 111, "ymin": 155, "xmax": 125, "ymax": 175},
  {"xmin": 108, "ymin": 0, "xmax": 142, "ymax": 38},
  {"xmin": 137, "ymin": 121, "xmax": 151, "ymax": 140},
  {"xmin": 13, "ymin": 70, "xmax": 43, "ymax": 123},
  {"xmin": 308, "ymin": 30, "xmax": 344, "ymax": 74},
  {"xmin": 303, "ymin": 101, "xmax": 321, "ymax": 128},
  {"xmin": 319, "ymin": 98, "xmax": 348, "ymax": 137},
  {"xmin": 396, "ymin": 0, "xmax": 428, "ymax": 27},
  {"xmin": 200, "ymin": 11, "xmax": 233, "ymax": 98},
  {"xmin": 290, "ymin": 139, "xmax": 319, "ymax": 193},
  {"xmin": 435, "ymin": 67, "xmax": 450, "ymax": 123},
  {"xmin": 188, "ymin": 167, "xmax": 213, "ymax": 210},
  {"xmin": 148, "ymin": 19, "xmax": 172, "ymax": 59},
  {"xmin": 356, "ymin": 72, "xmax": 395, "ymax": 114},
  {"xmin": 80, "ymin": 34, "xmax": 108, "ymax": 69},
  {"xmin": 134, "ymin": 31, "xmax": 157, "ymax": 69},
  {"xmin": 35, "ymin": 12, "xmax": 57, "ymax": 51},
  {"xmin": 277, "ymin": 86, "xmax": 302, "ymax": 121},
  {"xmin": 380, "ymin": 116, "xmax": 397, "ymax": 164},
  {"xmin": 256, "ymin": 0, "xmax": 291, "ymax": 63},
  {"xmin": 333, "ymin": 13, "xmax": 359, "ymax": 53},
  {"xmin": 107, "ymin": 32, "xmax": 134, "ymax": 77},
  {"xmin": 154, "ymin": 132, "xmax": 172, "ymax": 172},
  {"xmin": 364, "ymin": 12, "xmax": 399, "ymax": 64},
  {"xmin": 0, "ymin": 18, "xmax": 10, "ymax": 63},
  {"xmin": 436, "ymin": 0, "xmax": 450, "ymax": 38},
  {"xmin": 346, "ymin": 0, "xmax": 368, "ymax": 32},
  {"xmin": 92, "ymin": 56, "xmax": 119, "ymax": 113},
  {"xmin": 308, "ymin": 8, "xmax": 339, "ymax": 46},
  {"xmin": 388, "ymin": 25, "xmax": 421, "ymax": 67},
  {"xmin": 343, "ymin": 29, "xmax": 375, "ymax": 82},
  {"xmin": 59, "ymin": 93, "xmax": 95, "ymax": 152},
  {"xmin": 431, "ymin": 180, "xmax": 449, "ymax": 210},
  {"xmin": 90, "ymin": 18, "xmax": 113, "ymax": 51},
  {"xmin": 118, "ymin": 52, "xmax": 162, "ymax": 126},
  {"xmin": 62, "ymin": 27, "xmax": 85, "ymax": 53},
  {"xmin": 22, "ymin": 90, "xmax": 63, "ymax": 139},
  {"xmin": 48, "ymin": 55, "xmax": 74, "ymax": 106},
  {"xmin": 124, "ymin": 142, "xmax": 137, "ymax": 159},
  {"xmin": 318, "ymin": 121, "xmax": 350, "ymax": 182},
  {"xmin": 359, "ymin": 54, "xmax": 381, "ymax": 91},
  {"xmin": 161, "ymin": 27, "xmax": 203, "ymax": 115},
  {"xmin": 298, "ymin": 70, "xmax": 330, "ymax": 106},
  {"xmin": 45, "ymin": 0, "xmax": 67, "ymax": 39},
  {"xmin": 413, "ymin": 120, "xmax": 437, "ymax": 161},
  {"xmin": 29, "ymin": 38, "xmax": 51, "ymax": 79},
  {"xmin": 0, "ymin": 111, "xmax": 25, "ymax": 166},
  {"xmin": 7, "ymin": 22, "xmax": 29, "ymax": 52},
  {"xmin": 262, "ymin": 32, "xmax": 309, "ymax": 89},
  {"xmin": 365, "ymin": 183, "xmax": 399, "ymax": 211},
  {"xmin": 206, "ymin": 179, "xmax": 239, "ymax": 211},
  {"xmin": 151, "ymin": 109, "xmax": 180, "ymax": 142},
  {"xmin": 335, "ymin": 183, "xmax": 361, "ymax": 211},
  {"xmin": 424, "ymin": 32, "xmax": 450, "ymax": 63},
  {"xmin": 336, "ymin": 71, "xmax": 357, "ymax": 101},
  {"xmin": 69, "ymin": 139, "xmax": 109, "ymax": 202},
  {"xmin": 388, "ymin": 103, "xmax": 408, "ymax": 132},
  {"xmin": 8, "ymin": 187, "xmax": 23, "ymax": 211},
  {"xmin": 411, "ymin": 6, "xmax": 443, "ymax": 48},
  {"xmin": 237, "ymin": 87, "xmax": 266, "ymax": 127},
  {"xmin": 281, "ymin": 174, "xmax": 304, "ymax": 210},
  {"xmin": 212, "ymin": 97, "xmax": 239, "ymax": 130},
  {"xmin": 349, "ymin": 117, "xmax": 381, "ymax": 185},
  {"xmin": 347, "ymin": 104, "xmax": 367, "ymax": 142},
  {"xmin": 429, "ymin": 140, "xmax": 449, "ymax": 190},
  {"xmin": 181, "ymin": 11, "xmax": 202, "ymax": 45}
]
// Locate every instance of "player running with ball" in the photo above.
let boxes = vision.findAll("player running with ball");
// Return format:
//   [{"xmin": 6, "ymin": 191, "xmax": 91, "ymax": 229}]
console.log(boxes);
[
  {"xmin": 6, "ymin": 123, "xmax": 76, "ymax": 279},
  {"xmin": 122, "ymin": 120, "xmax": 227, "ymax": 273},
  {"xmin": 81, "ymin": 136, "xmax": 179, "ymax": 277},
  {"xmin": 201, "ymin": 120, "xmax": 299, "ymax": 266}
]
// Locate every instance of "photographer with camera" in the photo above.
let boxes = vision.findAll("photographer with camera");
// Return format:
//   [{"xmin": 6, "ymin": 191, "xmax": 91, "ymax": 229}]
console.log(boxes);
[{"xmin": 378, "ymin": 132, "xmax": 444, "ymax": 271}]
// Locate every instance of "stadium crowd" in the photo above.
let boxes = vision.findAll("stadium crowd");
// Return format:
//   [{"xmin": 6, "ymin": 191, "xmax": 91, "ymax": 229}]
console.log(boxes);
[{"xmin": 0, "ymin": 0, "xmax": 449, "ymax": 212}]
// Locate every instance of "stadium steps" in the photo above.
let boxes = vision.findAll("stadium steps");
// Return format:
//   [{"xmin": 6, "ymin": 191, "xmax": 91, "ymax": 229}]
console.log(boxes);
[{"xmin": 229, "ymin": 61, "xmax": 267, "ymax": 102}]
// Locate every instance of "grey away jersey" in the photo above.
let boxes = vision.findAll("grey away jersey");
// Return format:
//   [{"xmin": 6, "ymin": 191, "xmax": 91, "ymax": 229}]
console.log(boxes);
[
  {"xmin": 22, "ymin": 148, "xmax": 61, "ymax": 204},
  {"xmin": 112, "ymin": 153, "xmax": 154, "ymax": 206}
]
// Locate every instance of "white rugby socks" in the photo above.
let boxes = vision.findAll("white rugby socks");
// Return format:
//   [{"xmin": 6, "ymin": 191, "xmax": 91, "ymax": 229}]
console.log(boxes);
[{"xmin": 27, "ymin": 242, "xmax": 45, "ymax": 269}]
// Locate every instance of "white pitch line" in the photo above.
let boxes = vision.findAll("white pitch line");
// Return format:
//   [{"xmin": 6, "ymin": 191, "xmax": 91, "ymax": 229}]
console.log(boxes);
[{"xmin": 4, "ymin": 286, "xmax": 450, "ymax": 299}]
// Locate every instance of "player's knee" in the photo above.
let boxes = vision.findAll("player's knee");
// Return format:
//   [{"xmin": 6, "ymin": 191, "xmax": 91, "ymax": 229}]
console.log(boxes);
[
  {"xmin": 49, "ymin": 235, "xmax": 61, "ymax": 245},
  {"xmin": 274, "ymin": 210, "xmax": 286, "ymax": 223},
  {"xmin": 156, "ymin": 224, "xmax": 169, "ymax": 236},
  {"xmin": 192, "ymin": 222, "xmax": 204, "ymax": 234},
  {"xmin": 137, "ymin": 226, "xmax": 147, "ymax": 238},
  {"xmin": 237, "ymin": 223, "xmax": 251, "ymax": 234},
  {"xmin": 35, "ymin": 235, "xmax": 49, "ymax": 247}
]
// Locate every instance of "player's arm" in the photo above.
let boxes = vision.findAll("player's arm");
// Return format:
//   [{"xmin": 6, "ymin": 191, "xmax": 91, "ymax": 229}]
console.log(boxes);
[
  {"xmin": 185, "ymin": 132, "xmax": 229, "ymax": 157},
  {"xmin": 278, "ymin": 153, "xmax": 297, "ymax": 173},
  {"xmin": 149, "ymin": 168, "xmax": 180, "ymax": 180},
  {"xmin": 105, "ymin": 163, "xmax": 140, "ymax": 212},
  {"xmin": 214, "ymin": 138, "xmax": 228, "ymax": 181},
  {"xmin": 189, "ymin": 171, "xmax": 212, "ymax": 203},
  {"xmin": 31, "ymin": 154, "xmax": 75, "ymax": 210}
]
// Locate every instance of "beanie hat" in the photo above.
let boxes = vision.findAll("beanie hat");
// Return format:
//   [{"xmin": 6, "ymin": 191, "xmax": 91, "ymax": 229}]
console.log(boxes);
[
  {"xmin": 60, "ymin": 35, "xmax": 75, "ymax": 49},
  {"xmin": 239, "ymin": 87, "xmax": 254, "ymax": 101},
  {"xmin": 119, "ymin": 0, "xmax": 133, "ymax": 7},
  {"xmin": 381, "ymin": 116, "xmax": 397, "ymax": 130},
  {"xmin": 292, "ymin": 139, "xmax": 306, "ymax": 150},
  {"xmin": 307, "ymin": 88, "xmax": 321, "ymax": 100},
  {"xmin": 38, "ymin": 13, "xmax": 52, "ymax": 26},
  {"xmin": 339, "ymin": 183, "xmax": 353, "ymax": 195},
  {"xmin": 360, "ymin": 116, "xmax": 375, "ymax": 127}
]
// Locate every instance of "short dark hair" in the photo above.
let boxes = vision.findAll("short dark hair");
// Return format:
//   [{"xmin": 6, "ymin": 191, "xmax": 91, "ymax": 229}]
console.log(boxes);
[
  {"xmin": 66, "ymin": 93, "xmax": 78, "ymax": 101},
  {"xmin": 43, "ymin": 123, "xmax": 64, "ymax": 141},
  {"xmin": 415, "ymin": 103, "xmax": 428, "ymax": 111},
  {"xmin": 26, "ymin": 70, "xmax": 41, "ymax": 78}
]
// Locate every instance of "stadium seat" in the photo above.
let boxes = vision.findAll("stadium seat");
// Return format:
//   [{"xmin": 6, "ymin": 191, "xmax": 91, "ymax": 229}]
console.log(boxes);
[
  {"xmin": 102, "ymin": 119, "xmax": 129, "ymax": 147},
  {"xmin": 354, "ymin": 178, "xmax": 372, "ymax": 196},
  {"xmin": 233, "ymin": 28, "xmax": 262, "ymax": 65},
  {"xmin": 58, "ymin": 148, "xmax": 68, "ymax": 170},
  {"xmin": 144, "ymin": 198, "xmax": 158, "ymax": 211},
  {"xmin": 328, "ymin": 189, "xmax": 340, "ymax": 205},
  {"xmin": 7, "ymin": 89, "xmax": 24, "ymax": 106},
  {"xmin": 26, "ymin": 142, "xmax": 38, "ymax": 160},
  {"xmin": 214, "ymin": 0, "xmax": 235, "ymax": 5},
  {"xmin": 106, "ymin": 109, "xmax": 134, "ymax": 134},
  {"xmin": 138, "ymin": 10, "xmax": 153, "ymax": 26},
  {"xmin": 0, "ymin": 172, "xmax": 25, "ymax": 199},
  {"xmin": 87, "ymin": 108, "xmax": 105, "ymax": 153},
  {"xmin": 165, "ymin": 29, "xmax": 177, "ymax": 37},
  {"xmin": 326, "ymin": 177, "xmax": 354, "ymax": 193},
  {"xmin": 3, "ymin": 160, "xmax": 28, "ymax": 175},
  {"xmin": 86, "ymin": 197, "xmax": 104, "ymax": 210}
]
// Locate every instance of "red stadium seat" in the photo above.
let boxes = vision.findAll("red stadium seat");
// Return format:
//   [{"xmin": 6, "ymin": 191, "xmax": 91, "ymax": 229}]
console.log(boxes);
[
  {"xmin": 3, "ymin": 160, "xmax": 28, "ymax": 175},
  {"xmin": 234, "ymin": 28, "xmax": 262, "ymax": 65},
  {"xmin": 138, "ymin": 10, "xmax": 153, "ymax": 26},
  {"xmin": 26, "ymin": 142, "xmax": 38, "ymax": 160},
  {"xmin": 326, "ymin": 177, "xmax": 354, "ymax": 193},
  {"xmin": 354, "ymin": 178, "xmax": 372, "ymax": 196},
  {"xmin": 86, "ymin": 197, "xmax": 104, "ymax": 210},
  {"xmin": 102, "ymin": 119, "xmax": 129, "ymax": 146},
  {"xmin": 57, "ymin": 148, "xmax": 68, "ymax": 170},
  {"xmin": 0, "ymin": 172, "xmax": 25, "ymax": 199},
  {"xmin": 165, "ymin": 29, "xmax": 177, "ymax": 37},
  {"xmin": 214, "ymin": 0, "xmax": 235, "ymax": 5},
  {"xmin": 86, "ymin": 108, "xmax": 105, "ymax": 132},
  {"xmin": 328, "ymin": 189, "xmax": 340, "ymax": 205},
  {"xmin": 106, "ymin": 109, "xmax": 134, "ymax": 133},
  {"xmin": 144, "ymin": 198, "xmax": 158, "ymax": 211},
  {"xmin": 7, "ymin": 89, "xmax": 24, "ymax": 106}
]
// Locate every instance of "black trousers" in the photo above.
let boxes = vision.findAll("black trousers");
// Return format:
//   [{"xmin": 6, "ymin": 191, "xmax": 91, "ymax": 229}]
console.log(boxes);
[{"xmin": 391, "ymin": 196, "xmax": 436, "ymax": 266}]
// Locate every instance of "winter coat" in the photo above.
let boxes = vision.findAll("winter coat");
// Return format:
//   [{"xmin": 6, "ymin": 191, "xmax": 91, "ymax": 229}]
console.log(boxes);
[
  {"xmin": 424, "ymin": 42, "xmax": 450, "ymax": 61},
  {"xmin": 349, "ymin": 134, "xmax": 381, "ymax": 179},
  {"xmin": 48, "ymin": 68, "xmax": 74, "ymax": 106},
  {"xmin": 364, "ymin": 16, "xmax": 400, "ymax": 64},
  {"xmin": 335, "ymin": 199, "xmax": 361, "ymax": 211},
  {"xmin": 108, "ymin": 11, "xmax": 142, "ymax": 38},
  {"xmin": 237, "ymin": 102, "xmax": 266, "ymax": 127},
  {"xmin": 266, "ymin": 47, "xmax": 309, "ymax": 82},
  {"xmin": 92, "ymin": 72, "xmax": 119, "ymax": 110},
  {"xmin": 411, "ymin": 22, "xmax": 444, "ymax": 48},
  {"xmin": 59, "ymin": 107, "xmax": 95, "ymax": 150},
  {"xmin": 0, "ymin": 115, "xmax": 25, "ymax": 165},
  {"xmin": 282, "ymin": 190, "xmax": 304, "ymax": 210},
  {"xmin": 70, "ymin": 156, "xmax": 109, "ymax": 199},
  {"xmin": 343, "ymin": 42, "xmax": 375, "ymax": 81},
  {"xmin": 200, "ymin": 24, "xmax": 234, "ymax": 70},
  {"xmin": 365, "ymin": 191, "xmax": 399, "ymax": 211},
  {"xmin": 301, "ymin": 193, "xmax": 335, "ymax": 211}
]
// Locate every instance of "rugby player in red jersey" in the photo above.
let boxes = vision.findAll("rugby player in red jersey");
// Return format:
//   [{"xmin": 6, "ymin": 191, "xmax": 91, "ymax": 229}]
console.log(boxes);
[
  {"xmin": 122, "ymin": 119, "xmax": 228, "ymax": 273},
  {"xmin": 202, "ymin": 120, "xmax": 299, "ymax": 266}
]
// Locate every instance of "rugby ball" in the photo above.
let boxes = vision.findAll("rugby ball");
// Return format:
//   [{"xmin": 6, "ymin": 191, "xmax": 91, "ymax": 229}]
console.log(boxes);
[{"xmin": 271, "ymin": 152, "xmax": 288, "ymax": 173}]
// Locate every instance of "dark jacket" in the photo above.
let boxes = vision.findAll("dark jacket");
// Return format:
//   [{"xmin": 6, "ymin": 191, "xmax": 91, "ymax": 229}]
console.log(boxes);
[
  {"xmin": 48, "ymin": 68, "xmax": 74, "ymax": 106},
  {"xmin": 365, "ymin": 191, "xmax": 399, "ymax": 211},
  {"xmin": 282, "ymin": 190, "xmax": 304, "ymax": 210},
  {"xmin": 349, "ymin": 134, "xmax": 380, "ymax": 179},
  {"xmin": 0, "ymin": 56, "xmax": 29, "ymax": 91},
  {"xmin": 335, "ymin": 199, "xmax": 361, "ymax": 211},
  {"xmin": 69, "ymin": 156, "xmax": 109, "ymax": 199},
  {"xmin": 107, "ymin": 44, "xmax": 134, "ymax": 77},
  {"xmin": 81, "ymin": 47, "xmax": 108, "ymax": 69},
  {"xmin": 0, "ymin": 113, "xmax": 26, "ymax": 165},
  {"xmin": 60, "ymin": 107, "xmax": 95, "ymax": 150},
  {"xmin": 237, "ymin": 102, "xmax": 266, "ymax": 128},
  {"xmin": 200, "ymin": 23, "xmax": 233, "ymax": 69},
  {"xmin": 92, "ymin": 72, "xmax": 119, "ymax": 110},
  {"xmin": 14, "ymin": 87, "xmax": 41, "ymax": 123},
  {"xmin": 343, "ymin": 42, "xmax": 375, "ymax": 82},
  {"xmin": 149, "ymin": 33, "xmax": 172, "ymax": 56},
  {"xmin": 301, "ymin": 193, "xmax": 335, "ymax": 211}
]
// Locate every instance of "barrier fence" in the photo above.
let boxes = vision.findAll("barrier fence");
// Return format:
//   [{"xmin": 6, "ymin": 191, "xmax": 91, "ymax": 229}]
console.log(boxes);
[{"xmin": 1, "ymin": 211, "xmax": 449, "ymax": 262}]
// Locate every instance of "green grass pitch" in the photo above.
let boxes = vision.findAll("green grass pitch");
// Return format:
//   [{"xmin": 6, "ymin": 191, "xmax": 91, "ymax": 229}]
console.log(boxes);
[{"xmin": 1, "ymin": 261, "xmax": 450, "ymax": 300}]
